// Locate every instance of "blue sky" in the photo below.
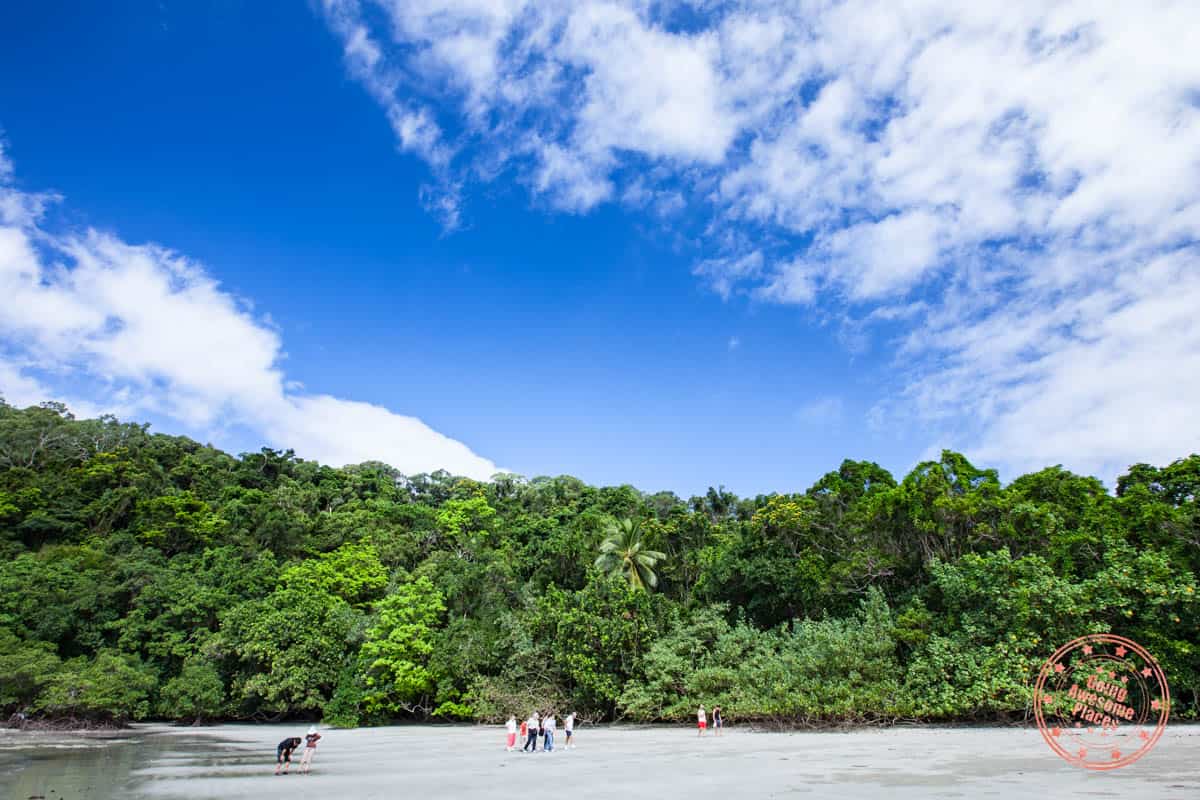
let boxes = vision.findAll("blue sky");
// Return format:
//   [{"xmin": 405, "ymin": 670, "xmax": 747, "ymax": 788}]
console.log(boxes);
[{"xmin": 1, "ymin": 1, "xmax": 1198, "ymax": 496}]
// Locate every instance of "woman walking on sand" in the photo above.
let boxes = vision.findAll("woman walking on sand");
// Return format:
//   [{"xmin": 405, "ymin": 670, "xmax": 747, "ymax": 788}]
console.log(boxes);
[
  {"xmin": 712, "ymin": 706, "xmax": 722, "ymax": 736},
  {"xmin": 524, "ymin": 712, "xmax": 540, "ymax": 752},
  {"xmin": 543, "ymin": 711, "xmax": 556, "ymax": 752},
  {"xmin": 506, "ymin": 715, "xmax": 518, "ymax": 751},
  {"xmin": 697, "ymin": 705, "xmax": 707, "ymax": 736},
  {"xmin": 299, "ymin": 726, "xmax": 321, "ymax": 774}
]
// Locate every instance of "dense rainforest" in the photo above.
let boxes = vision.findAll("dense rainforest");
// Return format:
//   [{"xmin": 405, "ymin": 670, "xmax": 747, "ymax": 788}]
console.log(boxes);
[{"xmin": 1, "ymin": 400, "xmax": 1197, "ymax": 727}]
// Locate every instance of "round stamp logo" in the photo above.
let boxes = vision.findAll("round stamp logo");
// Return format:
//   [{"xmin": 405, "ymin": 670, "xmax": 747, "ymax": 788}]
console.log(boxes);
[{"xmin": 1033, "ymin": 633, "xmax": 1170, "ymax": 770}]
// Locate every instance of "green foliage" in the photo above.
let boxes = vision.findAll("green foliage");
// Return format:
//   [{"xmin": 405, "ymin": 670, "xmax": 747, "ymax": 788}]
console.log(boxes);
[
  {"xmin": 620, "ymin": 590, "xmax": 900, "ymax": 722},
  {"xmin": 133, "ymin": 492, "xmax": 226, "ymax": 555},
  {"xmin": 280, "ymin": 543, "xmax": 388, "ymax": 607},
  {"xmin": 360, "ymin": 575, "xmax": 445, "ymax": 716},
  {"xmin": 219, "ymin": 586, "xmax": 361, "ymax": 715},
  {"xmin": 0, "ymin": 545, "xmax": 122, "ymax": 656},
  {"xmin": 428, "ymin": 615, "xmax": 507, "ymax": 719},
  {"xmin": 595, "ymin": 517, "xmax": 667, "ymax": 591},
  {"xmin": 157, "ymin": 657, "xmax": 226, "ymax": 721},
  {"xmin": 531, "ymin": 576, "xmax": 665, "ymax": 710},
  {"xmin": 696, "ymin": 495, "xmax": 834, "ymax": 625},
  {"xmin": 34, "ymin": 650, "xmax": 157, "ymax": 722},
  {"xmin": 437, "ymin": 493, "xmax": 497, "ymax": 544},
  {"xmin": 322, "ymin": 662, "xmax": 371, "ymax": 728},
  {"xmin": 1, "ymin": 399, "xmax": 1199, "ymax": 725},
  {"xmin": 0, "ymin": 627, "xmax": 62, "ymax": 711},
  {"xmin": 617, "ymin": 606, "xmax": 732, "ymax": 720},
  {"xmin": 466, "ymin": 674, "xmax": 572, "ymax": 724},
  {"xmin": 116, "ymin": 546, "xmax": 277, "ymax": 669}
]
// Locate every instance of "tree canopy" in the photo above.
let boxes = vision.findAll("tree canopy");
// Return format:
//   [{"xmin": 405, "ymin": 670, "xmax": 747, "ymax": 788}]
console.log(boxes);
[{"xmin": 1, "ymin": 399, "xmax": 1197, "ymax": 725}]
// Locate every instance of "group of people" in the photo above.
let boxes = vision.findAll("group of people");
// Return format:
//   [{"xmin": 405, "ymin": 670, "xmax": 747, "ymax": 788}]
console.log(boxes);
[
  {"xmin": 696, "ymin": 705, "xmax": 723, "ymax": 735},
  {"xmin": 502, "ymin": 705, "xmax": 723, "ymax": 753},
  {"xmin": 272, "ymin": 704, "xmax": 722, "ymax": 773},
  {"xmin": 506, "ymin": 711, "xmax": 576, "ymax": 752},
  {"xmin": 274, "ymin": 726, "xmax": 322, "ymax": 775}
]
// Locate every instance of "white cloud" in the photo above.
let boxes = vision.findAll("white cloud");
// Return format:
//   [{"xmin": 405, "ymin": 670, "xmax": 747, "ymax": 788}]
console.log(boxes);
[
  {"xmin": 322, "ymin": 0, "xmax": 1200, "ymax": 479},
  {"xmin": 559, "ymin": 3, "xmax": 736, "ymax": 163},
  {"xmin": 534, "ymin": 141, "xmax": 614, "ymax": 212},
  {"xmin": 319, "ymin": 1, "xmax": 745, "ymax": 214},
  {"xmin": 753, "ymin": 258, "xmax": 817, "ymax": 305},
  {"xmin": 0, "ymin": 139, "xmax": 57, "ymax": 228},
  {"xmin": 321, "ymin": 0, "xmax": 461, "ymax": 228},
  {"xmin": 796, "ymin": 396, "xmax": 844, "ymax": 427},
  {"xmin": 269, "ymin": 395, "xmax": 495, "ymax": 478},
  {"xmin": 0, "ymin": 151, "xmax": 497, "ymax": 479},
  {"xmin": 819, "ymin": 210, "xmax": 945, "ymax": 301},
  {"xmin": 692, "ymin": 250, "xmax": 763, "ymax": 300},
  {"xmin": 898, "ymin": 246, "xmax": 1200, "ymax": 480},
  {"xmin": 0, "ymin": 357, "xmax": 48, "ymax": 410}
]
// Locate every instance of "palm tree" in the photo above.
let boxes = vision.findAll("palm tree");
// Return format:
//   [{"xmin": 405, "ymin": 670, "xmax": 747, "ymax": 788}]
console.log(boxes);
[{"xmin": 594, "ymin": 517, "xmax": 667, "ymax": 591}]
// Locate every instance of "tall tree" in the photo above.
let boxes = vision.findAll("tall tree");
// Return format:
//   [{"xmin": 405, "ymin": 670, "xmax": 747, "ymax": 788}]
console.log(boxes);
[{"xmin": 594, "ymin": 517, "xmax": 666, "ymax": 591}]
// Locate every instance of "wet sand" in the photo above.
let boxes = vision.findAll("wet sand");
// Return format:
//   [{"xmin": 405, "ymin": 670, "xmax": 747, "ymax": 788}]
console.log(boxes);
[{"xmin": 3, "ymin": 723, "xmax": 1199, "ymax": 799}]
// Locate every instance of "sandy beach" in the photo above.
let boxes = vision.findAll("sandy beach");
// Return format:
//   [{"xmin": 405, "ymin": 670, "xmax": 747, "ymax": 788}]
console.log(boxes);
[{"xmin": 3, "ymin": 723, "xmax": 1199, "ymax": 799}]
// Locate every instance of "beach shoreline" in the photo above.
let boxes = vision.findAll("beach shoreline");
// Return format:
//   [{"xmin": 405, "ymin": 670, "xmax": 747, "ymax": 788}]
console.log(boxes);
[{"xmin": 4, "ymin": 722, "xmax": 1200, "ymax": 799}]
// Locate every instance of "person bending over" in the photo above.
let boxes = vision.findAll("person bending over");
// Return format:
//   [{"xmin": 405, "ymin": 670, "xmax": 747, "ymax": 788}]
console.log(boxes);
[{"xmin": 275, "ymin": 737, "xmax": 302, "ymax": 775}]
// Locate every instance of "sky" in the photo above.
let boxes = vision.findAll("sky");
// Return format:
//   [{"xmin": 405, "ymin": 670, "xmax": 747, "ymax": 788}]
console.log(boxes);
[{"xmin": 0, "ymin": 1, "xmax": 1198, "ymax": 497}]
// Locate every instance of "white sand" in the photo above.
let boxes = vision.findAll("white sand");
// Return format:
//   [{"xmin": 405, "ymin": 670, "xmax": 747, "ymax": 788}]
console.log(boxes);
[{"xmin": 4, "ymin": 724, "xmax": 1200, "ymax": 799}]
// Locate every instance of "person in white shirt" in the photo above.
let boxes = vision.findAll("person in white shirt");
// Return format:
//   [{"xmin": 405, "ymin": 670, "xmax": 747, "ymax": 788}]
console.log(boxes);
[
  {"xmin": 523, "ymin": 712, "xmax": 539, "ymax": 752},
  {"xmin": 564, "ymin": 712, "xmax": 576, "ymax": 749},
  {"xmin": 542, "ymin": 712, "xmax": 556, "ymax": 752},
  {"xmin": 697, "ymin": 705, "xmax": 707, "ymax": 736},
  {"xmin": 505, "ymin": 715, "xmax": 517, "ymax": 751}
]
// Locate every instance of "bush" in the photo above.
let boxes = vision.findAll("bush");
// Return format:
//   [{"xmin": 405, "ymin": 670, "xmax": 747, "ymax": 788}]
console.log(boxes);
[
  {"xmin": 0, "ymin": 627, "xmax": 61, "ymax": 713},
  {"xmin": 35, "ymin": 650, "xmax": 157, "ymax": 722},
  {"xmin": 157, "ymin": 657, "xmax": 226, "ymax": 721}
]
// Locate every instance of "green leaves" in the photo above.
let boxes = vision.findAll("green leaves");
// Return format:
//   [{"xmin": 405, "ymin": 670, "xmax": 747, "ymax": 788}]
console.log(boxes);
[
  {"xmin": 2, "ymin": 398, "xmax": 1200, "ymax": 725},
  {"xmin": 133, "ymin": 491, "xmax": 226, "ymax": 555},
  {"xmin": 595, "ymin": 517, "xmax": 667, "ymax": 591},
  {"xmin": 157, "ymin": 657, "xmax": 226, "ymax": 721},
  {"xmin": 620, "ymin": 590, "xmax": 902, "ymax": 723},
  {"xmin": 529, "ymin": 576, "xmax": 664, "ymax": 711},
  {"xmin": 0, "ymin": 627, "xmax": 61, "ymax": 710},
  {"xmin": 219, "ymin": 586, "xmax": 360, "ymax": 715},
  {"xmin": 281, "ymin": 543, "xmax": 388, "ymax": 608},
  {"xmin": 34, "ymin": 650, "xmax": 157, "ymax": 723},
  {"xmin": 436, "ymin": 494, "xmax": 497, "ymax": 545},
  {"xmin": 359, "ymin": 575, "xmax": 445, "ymax": 716}
]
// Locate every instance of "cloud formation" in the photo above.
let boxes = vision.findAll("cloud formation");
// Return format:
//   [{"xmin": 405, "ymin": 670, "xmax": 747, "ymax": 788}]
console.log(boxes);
[
  {"xmin": 325, "ymin": 0, "xmax": 1200, "ymax": 481},
  {"xmin": 0, "ymin": 142, "xmax": 497, "ymax": 479},
  {"xmin": 796, "ymin": 396, "xmax": 844, "ymax": 427}
]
